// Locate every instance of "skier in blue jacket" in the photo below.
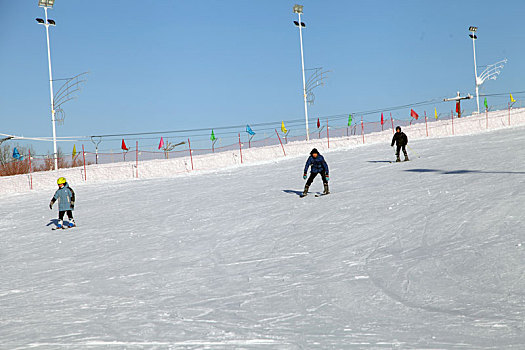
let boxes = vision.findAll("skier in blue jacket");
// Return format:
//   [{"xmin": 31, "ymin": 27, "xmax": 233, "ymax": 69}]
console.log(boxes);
[
  {"xmin": 49, "ymin": 177, "xmax": 76, "ymax": 229},
  {"xmin": 301, "ymin": 148, "xmax": 329, "ymax": 197}
]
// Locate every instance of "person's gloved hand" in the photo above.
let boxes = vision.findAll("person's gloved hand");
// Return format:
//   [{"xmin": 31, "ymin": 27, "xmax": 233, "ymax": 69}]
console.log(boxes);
[
  {"xmin": 326, "ymin": 175, "xmax": 330, "ymax": 182},
  {"xmin": 70, "ymin": 202, "xmax": 75, "ymax": 210},
  {"xmin": 303, "ymin": 174, "xmax": 307, "ymax": 180},
  {"xmin": 49, "ymin": 201, "xmax": 53, "ymax": 210}
]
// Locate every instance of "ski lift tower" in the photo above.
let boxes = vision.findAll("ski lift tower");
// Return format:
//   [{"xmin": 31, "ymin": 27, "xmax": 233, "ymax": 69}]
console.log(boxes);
[{"xmin": 444, "ymin": 91, "xmax": 473, "ymax": 118}]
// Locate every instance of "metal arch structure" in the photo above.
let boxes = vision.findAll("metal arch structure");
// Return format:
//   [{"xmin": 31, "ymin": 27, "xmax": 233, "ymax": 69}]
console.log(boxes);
[
  {"xmin": 53, "ymin": 72, "xmax": 89, "ymax": 124},
  {"xmin": 305, "ymin": 67, "xmax": 330, "ymax": 105},
  {"xmin": 477, "ymin": 59, "xmax": 507, "ymax": 87}
]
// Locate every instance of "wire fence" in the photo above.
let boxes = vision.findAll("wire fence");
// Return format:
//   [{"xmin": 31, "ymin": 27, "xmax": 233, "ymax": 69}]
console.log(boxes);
[{"xmin": 1, "ymin": 102, "xmax": 524, "ymax": 184}]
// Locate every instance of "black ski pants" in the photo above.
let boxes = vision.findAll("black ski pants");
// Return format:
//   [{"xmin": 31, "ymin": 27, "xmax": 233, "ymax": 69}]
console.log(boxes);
[
  {"xmin": 59, "ymin": 210, "xmax": 73, "ymax": 221},
  {"xmin": 306, "ymin": 171, "xmax": 328, "ymax": 186},
  {"xmin": 396, "ymin": 145, "xmax": 408, "ymax": 158}
]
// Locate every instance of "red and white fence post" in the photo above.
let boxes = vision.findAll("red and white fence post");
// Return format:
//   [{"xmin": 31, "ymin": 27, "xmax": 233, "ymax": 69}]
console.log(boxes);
[
  {"xmin": 238, "ymin": 133, "xmax": 243, "ymax": 164},
  {"xmin": 327, "ymin": 119, "xmax": 330, "ymax": 148},
  {"xmin": 135, "ymin": 141, "xmax": 139, "ymax": 178},
  {"xmin": 82, "ymin": 145, "xmax": 87, "ymax": 181},
  {"xmin": 275, "ymin": 129, "xmax": 286, "ymax": 156},
  {"xmin": 361, "ymin": 117, "xmax": 365, "ymax": 144},
  {"xmin": 390, "ymin": 113, "xmax": 395, "ymax": 134},
  {"xmin": 28, "ymin": 150, "xmax": 33, "ymax": 190},
  {"xmin": 424, "ymin": 111, "xmax": 428, "ymax": 137},
  {"xmin": 187, "ymin": 138, "xmax": 194, "ymax": 171}
]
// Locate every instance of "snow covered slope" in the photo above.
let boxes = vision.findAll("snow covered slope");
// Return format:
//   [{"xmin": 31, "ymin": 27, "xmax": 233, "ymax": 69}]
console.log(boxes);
[{"xmin": 1, "ymin": 126, "xmax": 525, "ymax": 349}]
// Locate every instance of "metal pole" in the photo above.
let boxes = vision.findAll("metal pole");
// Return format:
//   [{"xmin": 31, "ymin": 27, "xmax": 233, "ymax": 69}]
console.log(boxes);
[
  {"xmin": 297, "ymin": 12, "xmax": 309, "ymax": 141},
  {"xmin": 44, "ymin": 7, "xmax": 58, "ymax": 170},
  {"xmin": 471, "ymin": 31, "xmax": 480, "ymax": 114}
]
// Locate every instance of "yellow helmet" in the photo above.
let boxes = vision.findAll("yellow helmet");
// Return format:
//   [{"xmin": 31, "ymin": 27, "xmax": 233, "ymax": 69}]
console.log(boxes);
[{"xmin": 57, "ymin": 177, "xmax": 67, "ymax": 185}]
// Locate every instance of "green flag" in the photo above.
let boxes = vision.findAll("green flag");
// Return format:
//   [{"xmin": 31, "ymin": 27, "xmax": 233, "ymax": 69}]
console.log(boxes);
[
  {"xmin": 348, "ymin": 114, "xmax": 352, "ymax": 126},
  {"xmin": 210, "ymin": 129, "xmax": 216, "ymax": 141},
  {"xmin": 484, "ymin": 98, "xmax": 488, "ymax": 110}
]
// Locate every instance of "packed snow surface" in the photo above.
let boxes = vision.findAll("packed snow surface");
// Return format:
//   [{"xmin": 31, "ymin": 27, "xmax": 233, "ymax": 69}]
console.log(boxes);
[{"xmin": 1, "ymin": 126, "xmax": 525, "ymax": 349}]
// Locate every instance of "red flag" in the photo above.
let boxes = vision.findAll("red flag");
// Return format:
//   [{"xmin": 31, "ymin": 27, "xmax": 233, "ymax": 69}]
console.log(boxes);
[
  {"xmin": 456, "ymin": 101, "xmax": 460, "ymax": 114},
  {"xmin": 381, "ymin": 112, "xmax": 384, "ymax": 125},
  {"xmin": 410, "ymin": 109, "xmax": 419, "ymax": 120},
  {"xmin": 121, "ymin": 139, "xmax": 129, "ymax": 151},
  {"xmin": 158, "ymin": 137, "xmax": 164, "ymax": 150},
  {"xmin": 317, "ymin": 118, "xmax": 320, "ymax": 129}
]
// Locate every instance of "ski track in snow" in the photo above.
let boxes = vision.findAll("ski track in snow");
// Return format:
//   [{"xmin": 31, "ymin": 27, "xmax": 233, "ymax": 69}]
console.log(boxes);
[{"xmin": 1, "ymin": 127, "xmax": 525, "ymax": 349}]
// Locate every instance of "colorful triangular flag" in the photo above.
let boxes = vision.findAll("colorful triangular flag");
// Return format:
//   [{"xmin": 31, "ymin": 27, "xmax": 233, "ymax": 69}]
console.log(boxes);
[
  {"xmin": 317, "ymin": 118, "xmax": 320, "ymax": 129},
  {"xmin": 121, "ymin": 139, "xmax": 129, "ymax": 151},
  {"xmin": 510, "ymin": 93, "xmax": 516, "ymax": 103},
  {"xmin": 281, "ymin": 121, "xmax": 287, "ymax": 134},
  {"xmin": 348, "ymin": 114, "xmax": 352, "ymax": 126},
  {"xmin": 158, "ymin": 137, "xmax": 164, "ymax": 150},
  {"xmin": 434, "ymin": 108, "xmax": 438, "ymax": 120},
  {"xmin": 72, "ymin": 144, "xmax": 77, "ymax": 159},
  {"xmin": 484, "ymin": 97, "xmax": 488, "ymax": 110},
  {"xmin": 246, "ymin": 125, "xmax": 255, "ymax": 136},
  {"xmin": 381, "ymin": 112, "xmax": 384, "ymax": 125},
  {"xmin": 410, "ymin": 109, "xmax": 419, "ymax": 120},
  {"xmin": 12, "ymin": 147, "xmax": 21, "ymax": 160},
  {"xmin": 210, "ymin": 130, "xmax": 216, "ymax": 141}
]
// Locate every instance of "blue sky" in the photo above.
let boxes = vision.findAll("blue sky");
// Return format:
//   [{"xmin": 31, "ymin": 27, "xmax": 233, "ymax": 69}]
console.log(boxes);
[{"xmin": 1, "ymin": 0, "xmax": 524, "ymax": 152}]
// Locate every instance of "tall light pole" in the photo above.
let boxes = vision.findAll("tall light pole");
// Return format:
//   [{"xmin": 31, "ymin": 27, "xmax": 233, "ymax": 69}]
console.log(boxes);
[
  {"xmin": 293, "ymin": 4, "xmax": 310, "ymax": 141},
  {"xmin": 469, "ymin": 26, "xmax": 480, "ymax": 113},
  {"xmin": 36, "ymin": 0, "xmax": 58, "ymax": 170},
  {"xmin": 469, "ymin": 26, "xmax": 507, "ymax": 114}
]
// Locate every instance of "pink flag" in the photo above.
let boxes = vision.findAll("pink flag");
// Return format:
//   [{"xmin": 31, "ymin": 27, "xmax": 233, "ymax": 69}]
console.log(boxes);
[
  {"xmin": 158, "ymin": 137, "xmax": 164, "ymax": 150},
  {"xmin": 381, "ymin": 112, "xmax": 384, "ymax": 125}
]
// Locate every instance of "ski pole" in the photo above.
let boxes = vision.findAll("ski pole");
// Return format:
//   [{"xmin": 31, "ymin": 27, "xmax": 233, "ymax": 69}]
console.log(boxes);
[{"xmin": 407, "ymin": 145, "xmax": 420, "ymax": 159}]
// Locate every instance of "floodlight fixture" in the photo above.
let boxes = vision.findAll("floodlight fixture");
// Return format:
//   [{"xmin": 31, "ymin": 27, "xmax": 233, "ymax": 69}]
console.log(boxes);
[
  {"xmin": 293, "ymin": 20, "xmax": 306, "ymax": 28},
  {"xmin": 38, "ymin": 0, "xmax": 55, "ymax": 8},
  {"xmin": 293, "ymin": 4, "xmax": 303, "ymax": 14},
  {"xmin": 36, "ymin": 18, "xmax": 45, "ymax": 24},
  {"xmin": 469, "ymin": 26, "xmax": 477, "ymax": 32},
  {"xmin": 47, "ymin": 19, "xmax": 55, "ymax": 25}
]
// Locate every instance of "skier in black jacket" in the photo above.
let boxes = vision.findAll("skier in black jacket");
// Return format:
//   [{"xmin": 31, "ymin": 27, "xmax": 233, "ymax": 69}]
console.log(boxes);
[
  {"xmin": 301, "ymin": 148, "xmax": 329, "ymax": 197},
  {"xmin": 391, "ymin": 126, "xmax": 409, "ymax": 162}
]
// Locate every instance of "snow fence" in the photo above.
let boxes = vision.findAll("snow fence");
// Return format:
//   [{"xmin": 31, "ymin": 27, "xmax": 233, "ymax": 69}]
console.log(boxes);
[{"xmin": 1, "ymin": 107, "xmax": 525, "ymax": 195}]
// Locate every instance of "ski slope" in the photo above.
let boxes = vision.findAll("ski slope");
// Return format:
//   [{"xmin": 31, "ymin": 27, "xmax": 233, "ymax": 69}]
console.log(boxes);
[{"xmin": 1, "ymin": 126, "xmax": 525, "ymax": 349}]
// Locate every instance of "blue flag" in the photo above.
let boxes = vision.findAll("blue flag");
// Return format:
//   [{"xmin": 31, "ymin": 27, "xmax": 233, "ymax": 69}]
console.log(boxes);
[
  {"xmin": 12, "ymin": 147, "xmax": 24, "ymax": 161},
  {"xmin": 246, "ymin": 125, "xmax": 255, "ymax": 136}
]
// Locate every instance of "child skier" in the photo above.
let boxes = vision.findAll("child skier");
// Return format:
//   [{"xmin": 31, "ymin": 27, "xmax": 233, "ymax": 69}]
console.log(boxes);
[
  {"xmin": 49, "ymin": 177, "xmax": 76, "ymax": 229},
  {"xmin": 391, "ymin": 126, "xmax": 409, "ymax": 162},
  {"xmin": 301, "ymin": 148, "xmax": 329, "ymax": 197}
]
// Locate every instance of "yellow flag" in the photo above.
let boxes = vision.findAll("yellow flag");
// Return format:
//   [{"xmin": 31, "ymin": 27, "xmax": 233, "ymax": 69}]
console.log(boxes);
[
  {"xmin": 434, "ymin": 108, "xmax": 438, "ymax": 120},
  {"xmin": 510, "ymin": 93, "xmax": 516, "ymax": 103},
  {"xmin": 72, "ymin": 144, "xmax": 77, "ymax": 159},
  {"xmin": 281, "ymin": 121, "xmax": 287, "ymax": 133}
]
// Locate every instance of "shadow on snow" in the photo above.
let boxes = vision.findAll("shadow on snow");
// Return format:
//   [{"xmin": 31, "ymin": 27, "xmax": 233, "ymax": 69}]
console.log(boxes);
[{"xmin": 405, "ymin": 168, "xmax": 525, "ymax": 175}]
